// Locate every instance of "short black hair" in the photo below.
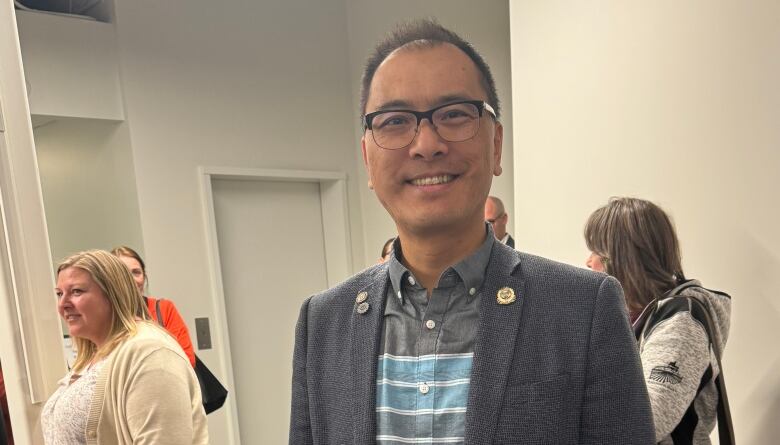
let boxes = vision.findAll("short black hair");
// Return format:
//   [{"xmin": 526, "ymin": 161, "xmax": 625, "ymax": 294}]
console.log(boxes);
[{"xmin": 360, "ymin": 19, "xmax": 500, "ymax": 119}]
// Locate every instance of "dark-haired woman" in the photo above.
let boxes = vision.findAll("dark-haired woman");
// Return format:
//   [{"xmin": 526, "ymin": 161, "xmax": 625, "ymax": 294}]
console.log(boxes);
[{"xmin": 585, "ymin": 197, "xmax": 731, "ymax": 444}]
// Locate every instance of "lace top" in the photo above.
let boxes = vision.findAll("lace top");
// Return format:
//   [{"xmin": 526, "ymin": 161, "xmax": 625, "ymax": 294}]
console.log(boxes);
[{"xmin": 41, "ymin": 360, "xmax": 105, "ymax": 445}]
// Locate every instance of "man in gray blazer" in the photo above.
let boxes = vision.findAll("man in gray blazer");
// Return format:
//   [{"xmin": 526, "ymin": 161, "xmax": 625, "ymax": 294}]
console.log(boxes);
[{"xmin": 290, "ymin": 20, "xmax": 654, "ymax": 445}]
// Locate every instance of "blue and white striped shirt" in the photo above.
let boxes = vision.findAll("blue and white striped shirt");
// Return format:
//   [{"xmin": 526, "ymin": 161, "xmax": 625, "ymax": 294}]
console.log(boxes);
[{"xmin": 377, "ymin": 230, "xmax": 494, "ymax": 444}]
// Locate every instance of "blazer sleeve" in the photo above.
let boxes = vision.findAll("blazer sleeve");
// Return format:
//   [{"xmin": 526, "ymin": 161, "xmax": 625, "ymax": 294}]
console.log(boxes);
[
  {"xmin": 579, "ymin": 276, "xmax": 655, "ymax": 444},
  {"xmin": 125, "ymin": 348, "xmax": 207, "ymax": 445},
  {"xmin": 160, "ymin": 300, "xmax": 197, "ymax": 367},
  {"xmin": 289, "ymin": 297, "xmax": 314, "ymax": 445}
]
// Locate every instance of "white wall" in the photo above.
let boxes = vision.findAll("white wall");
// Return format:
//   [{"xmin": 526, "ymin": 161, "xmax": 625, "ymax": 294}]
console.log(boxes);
[
  {"xmin": 510, "ymin": 1, "xmax": 780, "ymax": 442},
  {"xmin": 345, "ymin": 0, "xmax": 514, "ymax": 260},
  {"xmin": 112, "ymin": 2, "xmax": 513, "ymax": 441},
  {"xmin": 34, "ymin": 119, "xmax": 144, "ymax": 263},
  {"xmin": 111, "ymin": 0, "xmax": 359, "ymax": 441},
  {"xmin": 7, "ymin": 1, "xmax": 514, "ymax": 442},
  {"xmin": 0, "ymin": 4, "xmax": 69, "ymax": 443}
]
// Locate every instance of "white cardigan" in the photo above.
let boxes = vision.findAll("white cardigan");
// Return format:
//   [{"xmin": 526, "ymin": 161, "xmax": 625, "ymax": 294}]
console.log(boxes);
[{"xmin": 86, "ymin": 322, "xmax": 208, "ymax": 445}]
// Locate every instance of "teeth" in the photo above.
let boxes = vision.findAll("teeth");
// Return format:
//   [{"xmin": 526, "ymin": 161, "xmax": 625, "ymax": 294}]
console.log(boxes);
[{"xmin": 411, "ymin": 175, "xmax": 454, "ymax": 186}]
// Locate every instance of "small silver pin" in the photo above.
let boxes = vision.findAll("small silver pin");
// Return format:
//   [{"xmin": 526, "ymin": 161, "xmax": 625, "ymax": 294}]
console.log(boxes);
[
  {"xmin": 356, "ymin": 302, "xmax": 370, "ymax": 314},
  {"xmin": 356, "ymin": 291, "xmax": 368, "ymax": 304}
]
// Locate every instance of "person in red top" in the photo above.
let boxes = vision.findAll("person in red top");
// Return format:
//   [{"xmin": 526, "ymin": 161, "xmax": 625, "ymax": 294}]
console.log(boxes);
[{"xmin": 111, "ymin": 246, "xmax": 196, "ymax": 367}]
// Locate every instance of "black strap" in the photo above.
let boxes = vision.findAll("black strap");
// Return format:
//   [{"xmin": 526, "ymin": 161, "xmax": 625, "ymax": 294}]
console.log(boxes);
[
  {"xmin": 154, "ymin": 298, "xmax": 165, "ymax": 328},
  {"xmin": 688, "ymin": 296, "xmax": 735, "ymax": 445}
]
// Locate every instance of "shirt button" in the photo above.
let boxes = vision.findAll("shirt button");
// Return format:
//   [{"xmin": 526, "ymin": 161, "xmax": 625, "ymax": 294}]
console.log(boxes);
[
  {"xmin": 87, "ymin": 430, "xmax": 96, "ymax": 438},
  {"xmin": 425, "ymin": 319, "xmax": 436, "ymax": 330},
  {"xmin": 469, "ymin": 287, "xmax": 476, "ymax": 296},
  {"xmin": 419, "ymin": 383, "xmax": 430, "ymax": 394},
  {"xmin": 408, "ymin": 276, "xmax": 416, "ymax": 285}
]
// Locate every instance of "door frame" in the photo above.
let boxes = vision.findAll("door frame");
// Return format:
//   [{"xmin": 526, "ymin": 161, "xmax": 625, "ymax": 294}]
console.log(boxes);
[
  {"xmin": 0, "ymin": 3, "xmax": 69, "ymax": 443},
  {"xmin": 198, "ymin": 166, "xmax": 352, "ymax": 443}
]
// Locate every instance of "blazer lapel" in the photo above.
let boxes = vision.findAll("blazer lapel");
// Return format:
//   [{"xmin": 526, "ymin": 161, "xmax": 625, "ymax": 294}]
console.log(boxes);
[
  {"xmin": 465, "ymin": 245, "xmax": 525, "ymax": 444},
  {"xmin": 351, "ymin": 267, "xmax": 389, "ymax": 443}
]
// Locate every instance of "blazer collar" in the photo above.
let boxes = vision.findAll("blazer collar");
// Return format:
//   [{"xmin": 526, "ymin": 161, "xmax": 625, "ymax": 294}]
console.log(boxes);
[
  {"xmin": 350, "ymin": 265, "xmax": 389, "ymax": 443},
  {"xmin": 465, "ymin": 242, "xmax": 525, "ymax": 443}
]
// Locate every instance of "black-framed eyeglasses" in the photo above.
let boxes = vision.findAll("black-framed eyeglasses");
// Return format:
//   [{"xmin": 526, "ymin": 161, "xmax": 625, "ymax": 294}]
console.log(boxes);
[{"xmin": 362, "ymin": 100, "xmax": 497, "ymax": 150}]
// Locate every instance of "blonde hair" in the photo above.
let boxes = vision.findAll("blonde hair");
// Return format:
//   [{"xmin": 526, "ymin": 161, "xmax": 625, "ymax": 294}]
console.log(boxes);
[{"xmin": 57, "ymin": 250, "xmax": 151, "ymax": 372}]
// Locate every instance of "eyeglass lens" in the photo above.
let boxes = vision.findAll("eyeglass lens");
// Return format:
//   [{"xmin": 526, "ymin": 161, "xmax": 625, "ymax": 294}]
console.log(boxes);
[{"xmin": 371, "ymin": 102, "xmax": 481, "ymax": 150}]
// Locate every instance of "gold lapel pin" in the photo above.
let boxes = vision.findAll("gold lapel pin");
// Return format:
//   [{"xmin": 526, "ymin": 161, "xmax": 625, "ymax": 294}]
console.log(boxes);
[{"xmin": 496, "ymin": 287, "xmax": 516, "ymax": 305}]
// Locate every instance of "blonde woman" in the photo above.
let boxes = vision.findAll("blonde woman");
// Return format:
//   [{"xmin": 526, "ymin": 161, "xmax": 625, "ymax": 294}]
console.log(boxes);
[{"xmin": 42, "ymin": 250, "xmax": 208, "ymax": 444}]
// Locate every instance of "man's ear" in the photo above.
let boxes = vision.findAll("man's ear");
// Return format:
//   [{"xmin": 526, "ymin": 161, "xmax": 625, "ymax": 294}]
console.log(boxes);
[
  {"xmin": 361, "ymin": 136, "xmax": 374, "ymax": 189},
  {"xmin": 492, "ymin": 122, "xmax": 504, "ymax": 176}
]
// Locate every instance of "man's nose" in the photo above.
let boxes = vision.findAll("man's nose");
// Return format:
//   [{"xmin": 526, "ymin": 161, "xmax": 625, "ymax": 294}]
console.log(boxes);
[{"xmin": 407, "ymin": 119, "xmax": 448, "ymax": 160}]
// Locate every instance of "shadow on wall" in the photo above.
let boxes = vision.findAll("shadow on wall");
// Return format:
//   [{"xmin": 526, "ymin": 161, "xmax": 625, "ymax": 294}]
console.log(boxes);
[
  {"xmin": 728, "ymin": 231, "xmax": 780, "ymax": 444},
  {"xmin": 743, "ymin": 356, "xmax": 780, "ymax": 443}
]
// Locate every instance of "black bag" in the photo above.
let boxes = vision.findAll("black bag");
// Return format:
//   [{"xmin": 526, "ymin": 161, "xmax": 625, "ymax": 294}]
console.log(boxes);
[
  {"xmin": 633, "ymin": 283, "xmax": 735, "ymax": 445},
  {"xmin": 688, "ymin": 294, "xmax": 735, "ymax": 445},
  {"xmin": 155, "ymin": 299, "xmax": 228, "ymax": 414},
  {"xmin": 194, "ymin": 356, "xmax": 229, "ymax": 414}
]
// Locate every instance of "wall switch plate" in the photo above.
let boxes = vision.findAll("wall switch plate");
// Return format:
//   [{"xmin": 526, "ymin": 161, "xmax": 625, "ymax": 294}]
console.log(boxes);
[{"xmin": 195, "ymin": 317, "xmax": 212, "ymax": 350}]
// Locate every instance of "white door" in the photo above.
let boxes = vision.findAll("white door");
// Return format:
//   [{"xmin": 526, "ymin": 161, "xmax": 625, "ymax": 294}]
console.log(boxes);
[{"xmin": 211, "ymin": 178, "xmax": 329, "ymax": 444}]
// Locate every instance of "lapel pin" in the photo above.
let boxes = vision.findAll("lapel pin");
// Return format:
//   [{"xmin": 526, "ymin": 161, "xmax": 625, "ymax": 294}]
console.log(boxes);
[
  {"xmin": 356, "ymin": 291, "xmax": 368, "ymax": 304},
  {"xmin": 496, "ymin": 287, "xmax": 516, "ymax": 305},
  {"xmin": 357, "ymin": 302, "xmax": 370, "ymax": 314}
]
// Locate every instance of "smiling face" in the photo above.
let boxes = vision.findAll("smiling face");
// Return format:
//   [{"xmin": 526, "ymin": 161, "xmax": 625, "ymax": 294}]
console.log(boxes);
[
  {"xmin": 361, "ymin": 43, "xmax": 503, "ymax": 237},
  {"xmin": 56, "ymin": 267, "xmax": 114, "ymax": 348}
]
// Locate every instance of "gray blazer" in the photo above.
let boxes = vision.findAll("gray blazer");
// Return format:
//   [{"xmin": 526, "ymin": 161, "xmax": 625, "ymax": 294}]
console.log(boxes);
[{"xmin": 290, "ymin": 242, "xmax": 655, "ymax": 444}]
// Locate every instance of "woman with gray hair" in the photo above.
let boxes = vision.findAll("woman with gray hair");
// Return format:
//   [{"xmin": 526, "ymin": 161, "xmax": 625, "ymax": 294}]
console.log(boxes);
[
  {"xmin": 585, "ymin": 197, "xmax": 732, "ymax": 444},
  {"xmin": 42, "ymin": 250, "xmax": 208, "ymax": 444}
]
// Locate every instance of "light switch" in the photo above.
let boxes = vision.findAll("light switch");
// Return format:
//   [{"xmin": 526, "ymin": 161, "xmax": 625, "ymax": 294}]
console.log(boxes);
[{"xmin": 195, "ymin": 317, "xmax": 212, "ymax": 350}]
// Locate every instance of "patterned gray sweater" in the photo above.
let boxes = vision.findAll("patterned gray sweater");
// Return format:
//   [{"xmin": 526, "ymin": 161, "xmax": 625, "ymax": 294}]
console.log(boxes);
[{"xmin": 635, "ymin": 280, "xmax": 731, "ymax": 444}]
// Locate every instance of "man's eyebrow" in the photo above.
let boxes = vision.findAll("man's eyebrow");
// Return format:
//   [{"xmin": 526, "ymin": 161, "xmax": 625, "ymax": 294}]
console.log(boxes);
[
  {"xmin": 437, "ymin": 94, "xmax": 473, "ymax": 105},
  {"xmin": 372, "ymin": 100, "xmax": 414, "ymax": 112},
  {"xmin": 371, "ymin": 94, "xmax": 479, "ymax": 113}
]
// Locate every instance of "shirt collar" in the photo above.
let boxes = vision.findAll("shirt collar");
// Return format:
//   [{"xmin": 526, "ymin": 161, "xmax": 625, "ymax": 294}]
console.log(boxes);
[
  {"xmin": 387, "ymin": 223, "xmax": 496, "ymax": 303},
  {"xmin": 499, "ymin": 233, "xmax": 510, "ymax": 244}
]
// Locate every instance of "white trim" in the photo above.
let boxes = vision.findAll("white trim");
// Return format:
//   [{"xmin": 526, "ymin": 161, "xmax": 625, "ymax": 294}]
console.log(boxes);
[
  {"xmin": 0, "ymin": 3, "xmax": 67, "ymax": 443},
  {"xmin": 198, "ymin": 166, "xmax": 353, "ymax": 444},
  {"xmin": 203, "ymin": 166, "xmax": 345, "ymax": 182}
]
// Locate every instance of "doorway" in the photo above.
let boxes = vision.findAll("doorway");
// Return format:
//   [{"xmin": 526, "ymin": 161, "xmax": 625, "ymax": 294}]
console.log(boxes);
[{"xmin": 200, "ymin": 167, "xmax": 351, "ymax": 444}]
